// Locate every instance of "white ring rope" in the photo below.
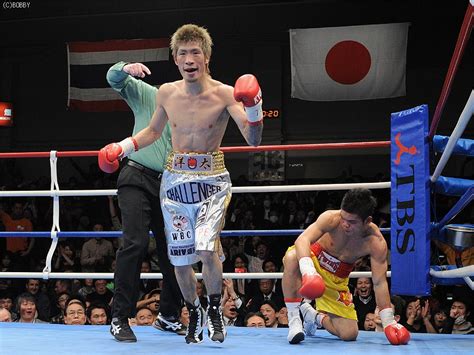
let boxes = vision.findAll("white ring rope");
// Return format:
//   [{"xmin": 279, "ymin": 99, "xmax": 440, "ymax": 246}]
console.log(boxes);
[
  {"xmin": 431, "ymin": 89, "xmax": 474, "ymax": 183},
  {"xmin": 233, "ymin": 182, "xmax": 390, "ymax": 193},
  {"xmin": 430, "ymin": 265, "xmax": 474, "ymax": 278},
  {"xmin": 430, "ymin": 265, "xmax": 474, "ymax": 290},
  {"xmin": 0, "ymin": 182, "xmax": 390, "ymax": 198},
  {"xmin": 0, "ymin": 271, "xmax": 391, "ymax": 280}
]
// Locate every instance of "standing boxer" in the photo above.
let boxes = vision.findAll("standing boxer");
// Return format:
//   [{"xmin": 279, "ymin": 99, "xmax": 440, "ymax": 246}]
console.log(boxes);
[
  {"xmin": 99, "ymin": 24, "xmax": 264, "ymax": 344},
  {"xmin": 282, "ymin": 188, "xmax": 410, "ymax": 345},
  {"xmin": 102, "ymin": 61, "xmax": 185, "ymax": 342}
]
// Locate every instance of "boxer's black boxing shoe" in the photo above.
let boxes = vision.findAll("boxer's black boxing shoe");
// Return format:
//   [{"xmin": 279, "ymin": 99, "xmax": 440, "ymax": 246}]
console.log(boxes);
[
  {"xmin": 185, "ymin": 303, "xmax": 205, "ymax": 344},
  {"xmin": 110, "ymin": 317, "xmax": 137, "ymax": 342},
  {"xmin": 206, "ymin": 295, "xmax": 226, "ymax": 343}
]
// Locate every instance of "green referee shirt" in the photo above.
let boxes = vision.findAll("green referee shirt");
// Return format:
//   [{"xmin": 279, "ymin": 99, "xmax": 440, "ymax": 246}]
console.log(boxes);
[{"xmin": 106, "ymin": 61, "xmax": 172, "ymax": 172}]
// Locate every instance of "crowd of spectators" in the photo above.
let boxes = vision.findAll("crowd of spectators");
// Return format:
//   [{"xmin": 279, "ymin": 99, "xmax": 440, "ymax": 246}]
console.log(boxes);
[{"xmin": 0, "ymin": 160, "xmax": 472, "ymax": 333}]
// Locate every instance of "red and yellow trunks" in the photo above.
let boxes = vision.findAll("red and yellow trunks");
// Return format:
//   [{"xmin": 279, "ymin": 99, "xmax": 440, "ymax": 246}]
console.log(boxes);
[{"xmin": 287, "ymin": 243, "xmax": 357, "ymax": 320}]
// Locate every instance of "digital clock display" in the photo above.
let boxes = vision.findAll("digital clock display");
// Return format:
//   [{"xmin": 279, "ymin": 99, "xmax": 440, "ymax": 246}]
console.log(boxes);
[{"xmin": 263, "ymin": 109, "xmax": 280, "ymax": 118}]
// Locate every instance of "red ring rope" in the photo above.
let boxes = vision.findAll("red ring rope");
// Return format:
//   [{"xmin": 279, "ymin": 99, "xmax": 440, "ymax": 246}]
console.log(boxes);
[{"xmin": 0, "ymin": 141, "xmax": 389, "ymax": 159}]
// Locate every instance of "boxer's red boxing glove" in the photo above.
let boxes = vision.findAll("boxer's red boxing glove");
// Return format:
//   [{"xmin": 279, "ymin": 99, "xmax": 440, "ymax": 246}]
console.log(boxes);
[
  {"xmin": 299, "ymin": 274, "xmax": 325, "ymax": 300},
  {"xmin": 380, "ymin": 308, "xmax": 410, "ymax": 345},
  {"xmin": 98, "ymin": 144, "xmax": 121, "ymax": 173},
  {"xmin": 384, "ymin": 323, "xmax": 410, "ymax": 345},
  {"xmin": 98, "ymin": 137, "xmax": 138, "ymax": 174},
  {"xmin": 298, "ymin": 256, "xmax": 326, "ymax": 299},
  {"xmin": 234, "ymin": 74, "xmax": 263, "ymax": 126}
]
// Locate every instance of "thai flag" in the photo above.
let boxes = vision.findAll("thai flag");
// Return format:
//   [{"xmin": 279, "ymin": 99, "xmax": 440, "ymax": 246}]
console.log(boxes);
[{"xmin": 67, "ymin": 38, "xmax": 171, "ymax": 111}]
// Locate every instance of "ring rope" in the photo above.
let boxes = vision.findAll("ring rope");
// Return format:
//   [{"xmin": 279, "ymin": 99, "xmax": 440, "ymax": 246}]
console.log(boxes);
[
  {"xmin": 0, "ymin": 140, "xmax": 390, "ymax": 159},
  {"xmin": 0, "ymin": 182, "xmax": 391, "ymax": 198},
  {"xmin": 431, "ymin": 90, "xmax": 474, "ymax": 183},
  {"xmin": 0, "ymin": 228, "xmax": 390, "ymax": 239},
  {"xmin": 0, "ymin": 144, "xmax": 392, "ymax": 282},
  {"xmin": 0, "ymin": 271, "xmax": 391, "ymax": 280},
  {"xmin": 3, "ymin": 142, "xmax": 465, "ymax": 285},
  {"xmin": 1, "ymin": 268, "xmax": 472, "ymax": 281},
  {"xmin": 430, "ymin": 266, "xmax": 474, "ymax": 290}
]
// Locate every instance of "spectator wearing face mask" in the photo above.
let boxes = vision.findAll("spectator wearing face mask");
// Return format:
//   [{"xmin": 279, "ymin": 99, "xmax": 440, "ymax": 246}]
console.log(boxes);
[{"xmin": 441, "ymin": 299, "xmax": 474, "ymax": 334}]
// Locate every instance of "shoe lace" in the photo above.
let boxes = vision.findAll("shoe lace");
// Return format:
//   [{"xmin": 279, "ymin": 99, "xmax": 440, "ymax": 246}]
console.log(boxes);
[
  {"xmin": 111, "ymin": 322, "xmax": 121, "ymax": 335},
  {"xmin": 208, "ymin": 305, "xmax": 223, "ymax": 332},
  {"xmin": 187, "ymin": 307, "xmax": 200, "ymax": 335},
  {"xmin": 112, "ymin": 319, "xmax": 130, "ymax": 335},
  {"xmin": 160, "ymin": 316, "xmax": 183, "ymax": 331}
]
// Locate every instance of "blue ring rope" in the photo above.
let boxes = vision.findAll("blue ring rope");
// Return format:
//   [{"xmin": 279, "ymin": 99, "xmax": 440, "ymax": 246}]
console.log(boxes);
[{"xmin": 0, "ymin": 228, "xmax": 390, "ymax": 238}]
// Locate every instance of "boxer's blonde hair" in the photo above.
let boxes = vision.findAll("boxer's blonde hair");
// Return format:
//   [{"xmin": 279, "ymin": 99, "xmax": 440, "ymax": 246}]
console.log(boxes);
[{"xmin": 171, "ymin": 24, "xmax": 213, "ymax": 73}]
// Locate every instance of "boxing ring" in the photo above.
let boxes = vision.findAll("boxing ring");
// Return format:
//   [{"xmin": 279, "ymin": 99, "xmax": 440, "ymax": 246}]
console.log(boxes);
[
  {"xmin": 1, "ymin": 2, "xmax": 474, "ymax": 354},
  {"xmin": 1, "ymin": 322, "xmax": 472, "ymax": 355}
]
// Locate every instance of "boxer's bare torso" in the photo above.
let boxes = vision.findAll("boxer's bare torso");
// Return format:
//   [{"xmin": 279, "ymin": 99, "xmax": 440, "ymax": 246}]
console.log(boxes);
[
  {"xmin": 315, "ymin": 210, "xmax": 386, "ymax": 264},
  {"xmin": 157, "ymin": 79, "xmax": 234, "ymax": 152}
]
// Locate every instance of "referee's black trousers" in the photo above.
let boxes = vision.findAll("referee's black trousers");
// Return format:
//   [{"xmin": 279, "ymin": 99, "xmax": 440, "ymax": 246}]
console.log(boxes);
[{"xmin": 112, "ymin": 163, "xmax": 183, "ymax": 319}]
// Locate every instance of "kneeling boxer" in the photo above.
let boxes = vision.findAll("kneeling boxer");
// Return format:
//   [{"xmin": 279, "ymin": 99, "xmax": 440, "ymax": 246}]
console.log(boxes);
[{"xmin": 282, "ymin": 188, "xmax": 410, "ymax": 345}]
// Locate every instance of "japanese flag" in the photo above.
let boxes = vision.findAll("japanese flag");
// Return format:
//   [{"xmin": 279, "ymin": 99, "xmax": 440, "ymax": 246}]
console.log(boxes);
[{"xmin": 290, "ymin": 23, "xmax": 409, "ymax": 101}]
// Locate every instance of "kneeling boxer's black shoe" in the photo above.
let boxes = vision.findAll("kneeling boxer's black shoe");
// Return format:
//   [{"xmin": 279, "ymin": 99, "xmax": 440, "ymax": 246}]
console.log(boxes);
[
  {"xmin": 185, "ymin": 302, "xmax": 205, "ymax": 344},
  {"xmin": 110, "ymin": 317, "xmax": 137, "ymax": 342}
]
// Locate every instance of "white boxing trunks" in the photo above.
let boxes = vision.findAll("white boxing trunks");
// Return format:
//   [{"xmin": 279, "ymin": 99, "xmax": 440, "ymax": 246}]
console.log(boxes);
[{"xmin": 160, "ymin": 151, "xmax": 232, "ymax": 266}]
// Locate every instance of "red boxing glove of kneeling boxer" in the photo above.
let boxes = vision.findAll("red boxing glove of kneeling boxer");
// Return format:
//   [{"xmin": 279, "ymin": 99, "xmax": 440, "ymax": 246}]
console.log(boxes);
[
  {"xmin": 297, "ymin": 256, "xmax": 326, "ymax": 300},
  {"xmin": 379, "ymin": 307, "xmax": 410, "ymax": 345}
]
